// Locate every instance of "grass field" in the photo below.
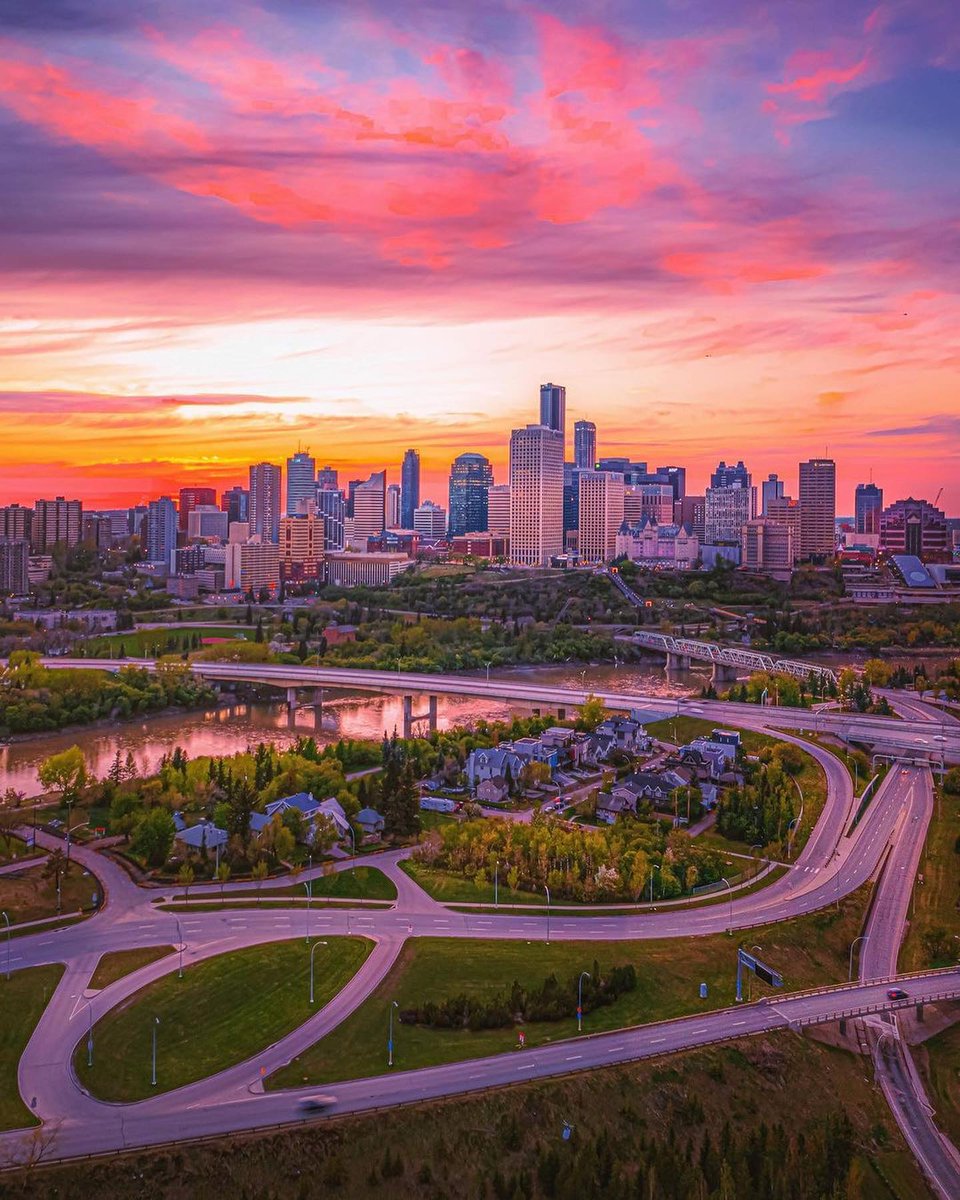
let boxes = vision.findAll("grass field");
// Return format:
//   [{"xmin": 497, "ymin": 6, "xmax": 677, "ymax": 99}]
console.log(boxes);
[
  {"xmin": 919, "ymin": 1019, "xmax": 960, "ymax": 1149},
  {"xmin": 0, "ymin": 860, "xmax": 99, "ymax": 925},
  {"xmin": 89, "ymin": 947, "xmax": 175, "ymax": 991},
  {"xmin": 400, "ymin": 860, "xmax": 548, "ymax": 906},
  {"xmin": 78, "ymin": 937, "xmax": 372, "ymax": 1101},
  {"xmin": 899, "ymin": 789, "xmax": 960, "ymax": 973},
  {"xmin": 81, "ymin": 626, "xmax": 252, "ymax": 658},
  {"xmin": 9, "ymin": 1032, "xmax": 927, "ymax": 1200},
  {"xmin": 269, "ymin": 881, "xmax": 871, "ymax": 1089},
  {"xmin": 0, "ymin": 964, "xmax": 64, "ymax": 1131},
  {"xmin": 171, "ymin": 866, "xmax": 397, "ymax": 904},
  {"xmin": 0, "ymin": 835, "xmax": 42, "ymax": 868}
]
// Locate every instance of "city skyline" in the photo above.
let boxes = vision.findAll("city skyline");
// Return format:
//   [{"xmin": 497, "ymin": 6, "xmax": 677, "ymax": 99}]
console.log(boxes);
[{"xmin": 0, "ymin": 2, "xmax": 957, "ymax": 510}]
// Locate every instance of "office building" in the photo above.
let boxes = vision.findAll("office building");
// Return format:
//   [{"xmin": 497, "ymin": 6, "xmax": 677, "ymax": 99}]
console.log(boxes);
[
  {"xmin": 539, "ymin": 382, "xmax": 566, "ymax": 438},
  {"xmin": 487, "ymin": 484, "xmax": 510, "ymax": 536},
  {"xmin": 400, "ymin": 450, "xmax": 420, "ymax": 530},
  {"xmin": 33, "ymin": 497, "xmax": 82, "ymax": 550},
  {"xmin": 0, "ymin": 505, "xmax": 33, "ymax": 543},
  {"xmin": 655, "ymin": 466, "xmax": 687, "ymax": 502},
  {"xmin": 315, "ymin": 488, "xmax": 345, "ymax": 551},
  {"xmin": 0, "ymin": 539, "xmax": 30, "ymax": 594},
  {"xmin": 711, "ymin": 460, "xmax": 751, "ymax": 490},
  {"xmin": 855, "ymin": 483, "xmax": 884, "ymax": 535},
  {"xmin": 386, "ymin": 484, "xmax": 402, "ymax": 529},
  {"xmin": 704, "ymin": 485, "xmax": 752, "ymax": 544},
  {"xmin": 145, "ymin": 497, "xmax": 178, "ymax": 566},
  {"xmin": 761, "ymin": 474, "xmax": 784, "ymax": 515},
  {"xmin": 573, "ymin": 420, "xmax": 597, "ymax": 470},
  {"xmin": 317, "ymin": 466, "xmax": 339, "ymax": 491},
  {"xmin": 742, "ymin": 519, "xmax": 794, "ymax": 571},
  {"xmin": 177, "ymin": 487, "xmax": 216, "ymax": 533},
  {"xmin": 509, "ymin": 424, "xmax": 564, "ymax": 566},
  {"xmin": 187, "ymin": 506, "xmax": 229, "ymax": 541},
  {"xmin": 879, "ymin": 497, "xmax": 950, "ymax": 561},
  {"xmin": 367, "ymin": 530, "xmax": 420, "ymax": 556},
  {"xmin": 325, "ymin": 552, "xmax": 414, "ymax": 588},
  {"xmin": 224, "ymin": 538, "xmax": 280, "ymax": 596},
  {"xmin": 352, "ymin": 471, "xmax": 386, "ymax": 540},
  {"xmin": 448, "ymin": 452, "xmax": 493, "ymax": 537},
  {"xmin": 279, "ymin": 512, "xmax": 324, "ymax": 581},
  {"xmin": 624, "ymin": 484, "xmax": 674, "ymax": 526},
  {"xmin": 766, "ymin": 496, "xmax": 802, "ymax": 563},
  {"xmin": 414, "ymin": 501, "xmax": 448, "ymax": 541},
  {"xmin": 675, "ymin": 495, "xmax": 706, "ymax": 542},
  {"xmin": 578, "ymin": 471, "xmax": 625, "ymax": 563},
  {"xmin": 563, "ymin": 463, "xmax": 581, "ymax": 544},
  {"xmin": 286, "ymin": 451, "xmax": 316, "ymax": 516},
  {"xmin": 221, "ymin": 486, "xmax": 249, "ymax": 525},
  {"xmin": 249, "ymin": 462, "xmax": 282, "ymax": 544},
  {"xmin": 798, "ymin": 458, "xmax": 836, "ymax": 560}
]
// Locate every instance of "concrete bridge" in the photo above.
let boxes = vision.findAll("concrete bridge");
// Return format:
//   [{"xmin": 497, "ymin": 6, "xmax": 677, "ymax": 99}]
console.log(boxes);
[{"xmin": 629, "ymin": 631, "xmax": 839, "ymax": 687}]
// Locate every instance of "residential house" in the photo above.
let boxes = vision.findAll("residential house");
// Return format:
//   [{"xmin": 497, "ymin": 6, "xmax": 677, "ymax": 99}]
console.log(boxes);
[
  {"xmin": 356, "ymin": 807, "xmax": 385, "ymax": 838},
  {"xmin": 467, "ymin": 746, "xmax": 524, "ymax": 789},
  {"xmin": 596, "ymin": 791, "xmax": 639, "ymax": 824},
  {"xmin": 174, "ymin": 819, "xmax": 228, "ymax": 853},
  {"xmin": 264, "ymin": 792, "xmax": 351, "ymax": 842},
  {"xmin": 476, "ymin": 777, "xmax": 510, "ymax": 805},
  {"xmin": 595, "ymin": 717, "xmax": 650, "ymax": 755}
]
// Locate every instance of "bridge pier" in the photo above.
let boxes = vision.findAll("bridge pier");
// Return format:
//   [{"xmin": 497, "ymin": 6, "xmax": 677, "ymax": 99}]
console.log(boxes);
[
  {"xmin": 428, "ymin": 694, "xmax": 438, "ymax": 733},
  {"xmin": 666, "ymin": 652, "xmax": 692, "ymax": 672},
  {"xmin": 403, "ymin": 694, "xmax": 439, "ymax": 738},
  {"xmin": 711, "ymin": 662, "xmax": 739, "ymax": 686},
  {"xmin": 286, "ymin": 686, "xmax": 298, "ymax": 713}
]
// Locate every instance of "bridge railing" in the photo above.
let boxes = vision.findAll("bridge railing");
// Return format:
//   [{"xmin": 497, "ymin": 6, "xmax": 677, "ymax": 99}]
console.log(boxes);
[{"xmin": 632, "ymin": 631, "xmax": 837, "ymax": 685}]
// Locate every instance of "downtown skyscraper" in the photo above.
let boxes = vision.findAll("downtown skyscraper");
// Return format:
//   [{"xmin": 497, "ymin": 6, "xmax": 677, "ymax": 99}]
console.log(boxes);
[
  {"xmin": 573, "ymin": 420, "xmax": 596, "ymax": 470},
  {"xmin": 400, "ymin": 449, "xmax": 420, "ymax": 530},
  {"xmin": 249, "ymin": 462, "xmax": 282, "ymax": 543},
  {"xmin": 448, "ymin": 452, "xmax": 494, "ymax": 537},
  {"xmin": 509, "ymin": 424, "xmax": 564, "ymax": 566},
  {"xmin": 798, "ymin": 458, "xmax": 836, "ymax": 560},
  {"xmin": 539, "ymin": 382, "xmax": 566, "ymax": 439},
  {"xmin": 286, "ymin": 450, "xmax": 317, "ymax": 515}
]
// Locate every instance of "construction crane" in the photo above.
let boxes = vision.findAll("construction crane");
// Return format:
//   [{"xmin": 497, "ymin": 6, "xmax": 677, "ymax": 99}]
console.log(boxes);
[{"xmin": 934, "ymin": 487, "xmax": 943, "ymax": 507}]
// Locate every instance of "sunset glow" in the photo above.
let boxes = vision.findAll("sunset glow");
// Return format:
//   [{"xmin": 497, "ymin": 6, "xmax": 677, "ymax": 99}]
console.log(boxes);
[{"xmin": 1, "ymin": 0, "xmax": 958, "ymax": 509}]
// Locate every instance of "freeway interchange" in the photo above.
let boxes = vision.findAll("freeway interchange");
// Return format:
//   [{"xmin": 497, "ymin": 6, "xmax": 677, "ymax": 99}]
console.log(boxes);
[{"xmin": 2, "ymin": 669, "xmax": 959, "ymax": 1196}]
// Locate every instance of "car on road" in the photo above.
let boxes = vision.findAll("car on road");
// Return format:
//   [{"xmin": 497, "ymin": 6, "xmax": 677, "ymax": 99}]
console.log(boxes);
[
  {"xmin": 886, "ymin": 988, "xmax": 909, "ymax": 1001},
  {"xmin": 299, "ymin": 1094, "xmax": 338, "ymax": 1111}
]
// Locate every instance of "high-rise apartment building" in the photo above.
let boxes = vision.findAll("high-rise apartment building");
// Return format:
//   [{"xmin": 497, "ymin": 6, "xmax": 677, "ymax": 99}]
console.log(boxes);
[
  {"xmin": 286, "ymin": 451, "xmax": 316, "ymax": 516},
  {"xmin": 0, "ymin": 504, "xmax": 33, "ymax": 543},
  {"xmin": 177, "ymin": 487, "xmax": 216, "ymax": 533},
  {"xmin": 33, "ymin": 497, "xmax": 82, "ymax": 550},
  {"xmin": 761, "ymin": 473, "xmax": 784, "ymax": 515},
  {"xmin": 279, "ymin": 512, "xmax": 324, "ymax": 581},
  {"xmin": 224, "ymin": 537, "xmax": 280, "ymax": 596},
  {"xmin": 249, "ymin": 463, "xmax": 282, "ymax": 543},
  {"xmin": 742, "ymin": 520, "xmax": 794, "ymax": 571},
  {"xmin": 386, "ymin": 483, "xmax": 402, "ymax": 529},
  {"xmin": 186, "ymin": 506, "xmax": 229, "ymax": 541},
  {"xmin": 0, "ymin": 540, "xmax": 30, "ymax": 594},
  {"xmin": 578, "ymin": 471, "xmax": 625, "ymax": 564},
  {"xmin": 704, "ymin": 485, "xmax": 751, "ymax": 544},
  {"xmin": 798, "ymin": 458, "xmax": 836, "ymax": 560},
  {"xmin": 448, "ymin": 453, "xmax": 493, "ymax": 536},
  {"xmin": 221, "ymin": 486, "xmax": 249, "ymax": 525},
  {"xmin": 573, "ymin": 420, "xmax": 596, "ymax": 470},
  {"xmin": 145, "ymin": 497, "xmax": 178, "ymax": 566},
  {"xmin": 509, "ymin": 424, "xmax": 564, "ymax": 566},
  {"xmin": 486, "ymin": 484, "xmax": 510, "ymax": 536},
  {"xmin": 400, "ymin": 449, "xmax": 420, "ymax": 530},
  {"xmin": 352, "ymin": 471, "xmax": 386, "ymax": 540},
  {"xmin": 539, "ymin": 382, "xmax": 566, "ymax": 439},
  {"xmin": 855, "ymin": 483, "xmax": 883, "ymax": 535},
  {"xmin": 315, "ymin": 488, "xmax": 345, "ymax": 550},
  {"xmin": 317, "ymin": 466, "xmax": 339, "ymax": 491}
]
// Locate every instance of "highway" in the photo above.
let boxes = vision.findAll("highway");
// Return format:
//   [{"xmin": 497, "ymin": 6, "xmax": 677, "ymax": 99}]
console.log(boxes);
[{"xmin": 0, "ymin": 680, "xmax": 958, "ymax": 1188}]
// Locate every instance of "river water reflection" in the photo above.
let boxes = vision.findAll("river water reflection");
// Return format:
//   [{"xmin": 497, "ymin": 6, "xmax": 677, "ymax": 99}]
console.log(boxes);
[{"xmin": 0, "ymin": 662, "xmax": 706, "ymax": 798}]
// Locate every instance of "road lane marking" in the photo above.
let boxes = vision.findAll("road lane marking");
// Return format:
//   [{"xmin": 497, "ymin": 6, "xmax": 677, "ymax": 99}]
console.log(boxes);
[
  {"xmin": 650, "ymin": 1037, "xmax": 666, "ymax": 1044},
  {"xmin": 565, "ymin": 1054, "xmax": 583, "ymax": 1061}
]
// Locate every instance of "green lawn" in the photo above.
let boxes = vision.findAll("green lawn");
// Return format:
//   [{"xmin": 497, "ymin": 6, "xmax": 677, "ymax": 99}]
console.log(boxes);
[
  {"xmin": 78, "ymin": 937, "xmax": 371, "ymax": 1101},
  {"xmin": 921, "ymin": 1022, "xmax": 960, "ymax": 1149},
  {"xmin": 401, "ymin": 861, "xmax": 549, "ymax": 906},
  {"xmin": 0, "ymin": 860, "xmax": 100, "ymax": 925},
  {"xmin": 900, "ymin": 790, "xmax": 960, "ymax": 972},
  {"xmin": 268, "ymin": 882, "xmax": 871, "ymax": 1089},
  {"xmin": 81, "ymin": 626, "xmax": 252, "ymax": 658},
  {"xmin": 0, "ymin": 965, "xmax": 64, "ymax": 1130},
  {"xmin": 90, "ymin": 947, "xmax": 175, "ymax": 991},
  {"xmin": 0, "ymin": 835, "xmax": 42, "ymax": 868}
]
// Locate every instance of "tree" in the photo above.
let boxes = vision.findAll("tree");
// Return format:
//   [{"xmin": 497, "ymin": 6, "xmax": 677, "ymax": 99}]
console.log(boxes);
[
  {"xmin": 38, "ymin": 746, "xmax": 87, "ymax": 860},
  {"xmin": 130, "ymin": 808, "xmax": 175, "ymax": 868},
  {"xmin": 177, "ymin": 863, "xmax": 195, "ymax": 903},
  {"xmin": 921, "ymin": 926, "xmax": 953, "ymax": 965},
  {"xmin": 576, "ymin": 694, "xmax": 606, "ymax": 731},
  {"xmin": 251, "ymin": 859, "xmax": 269, "ymax": 903},
  {"xmin": 215, "ymin": 861, "xmax": 231, "ymax": 904}
]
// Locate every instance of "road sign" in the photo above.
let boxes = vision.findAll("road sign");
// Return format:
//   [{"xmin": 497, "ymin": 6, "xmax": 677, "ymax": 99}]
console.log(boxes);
[
  {"xmin": 699, "ymin": 983, "xmax": 708, "ymax": 999},
  {"xmin": 736, "ymin": 948, "xmax": 784, "ymax": 1002}
]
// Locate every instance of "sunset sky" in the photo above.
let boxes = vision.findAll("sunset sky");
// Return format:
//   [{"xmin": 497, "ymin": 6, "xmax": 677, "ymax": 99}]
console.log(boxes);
[{"xmin": 1, "ymin": 0, "xmax": 958, "ymax": 513}]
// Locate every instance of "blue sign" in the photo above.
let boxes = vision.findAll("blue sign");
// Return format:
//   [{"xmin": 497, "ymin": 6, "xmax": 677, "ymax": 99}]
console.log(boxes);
[{"xmin": 699, "ymin": 983, "xmax": 708, "ymax": 999}]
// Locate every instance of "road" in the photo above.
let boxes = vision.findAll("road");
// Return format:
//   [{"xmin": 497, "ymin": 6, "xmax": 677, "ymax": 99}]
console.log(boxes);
[{"xmin": 0, "ymin": 699, "xmax": 957, "ymax": 1183}]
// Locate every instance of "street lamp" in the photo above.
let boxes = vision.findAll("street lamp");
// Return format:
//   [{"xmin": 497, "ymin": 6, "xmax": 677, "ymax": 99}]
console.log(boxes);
[
  {"xmin": 848, "ymin": 934, "xmax": 869, "ymax": 981},
  {"xmin": 720, "ymin": 877, "xmax": 733, "ymax": 934},
  {"xmin": 1, "ymin": 911, "xmax": 10, "ymax": 981},
  {"xmin": 175, "ymin": 917, "xmax": 184, "ymax": 980},
  {"xmin": 577, "ymin": 971, "xmax": 591, "ymax": 1033},
  {"xmin": 151, "ymin": 1016, "xmax": 160, "ymax": 1087},
  {"xmin": 388, "ymin": 1000, "xmax": 399, "ymax": 1067},
  {"xmin": 85, "ymin": 999, "xmax": 94, "ymax": 1068},
  {"xmin": 494, "ymin": 859, "xmax": 499, "ymax": 908},
  {"xmin": 649, "ymin": 864, "xmax": 661, "ymax": 905},
  {"xmin": 303, "ymin": 880, "xmax": 313, "ymax": 942},
  {"xmin": 309, "ymin": 940, "xmax": 328, "ymax": 1005},
  {"xmin": 544, "ymin": 885, "xmax": 551, "ymax": 944},
  {"xmin": 787, "ymin": 775, "xmax": 804, "ymax": 859},
  {"xmin": 485, "ymin": 661, "xmax": 492, "ymax": 682}
]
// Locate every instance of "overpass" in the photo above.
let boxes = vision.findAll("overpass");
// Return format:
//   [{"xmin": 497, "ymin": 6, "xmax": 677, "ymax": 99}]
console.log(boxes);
[{"xmin": 629, "ymin": 630, "xmax": 839, "ymax": 686}]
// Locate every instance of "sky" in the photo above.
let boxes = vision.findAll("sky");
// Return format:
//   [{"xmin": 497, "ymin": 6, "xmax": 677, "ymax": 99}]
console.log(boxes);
[{"xmin": 1, "ymin": 0, "xmax": 958, "ymax": 513}]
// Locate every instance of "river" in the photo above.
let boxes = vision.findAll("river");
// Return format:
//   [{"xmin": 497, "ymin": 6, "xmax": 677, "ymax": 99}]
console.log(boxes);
[{"xmin": 0, "ymin": 662, "xmax": 705, "ymax": 798}]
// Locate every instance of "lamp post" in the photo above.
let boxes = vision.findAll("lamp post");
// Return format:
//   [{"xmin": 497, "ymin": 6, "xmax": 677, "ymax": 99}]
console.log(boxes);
[
  {"xmin": 544, "ymin": 885, "xmax": 551, "ymax": 944},
  {"xmin": 649, "ymin": 864, "xmax": 660, "ymax": 905},
  {"xmin": 175, "ymin": 917, "xmax": 184, "ymax": 980},
  {"xmin": 848, "ymin": 935, "xmax": 870, "ymax": 981},
  {"xmin": 787, "ymin": 775, "xmax": 804, "ymax": 859},
  {"xmin": 577, "ymin": 971, "xmax": 591, "ymax": 1033},
  {"xmin": 86, "ymin": 999, "xmax": 94, "ymax": 1067},
  {"xmin": 309, "ymin": 940, "xmax": 328, "ymax": 1005},
  {"xmin": 151, "ymin": 1016, "xmax": 160, "ymax": 1087},
  {"xmin": 1, "ymin": 911, "xmax": 10, "ymax": 981},
  {"xmin": 485, "ymin": 661, "xmax": 492, "ymax": 682},
  {"xmin": 303, "ymin": 881, "xmax": 312, "ymax": 942},
  {"xmin": 720, "ymin": 877, "xmax": 733, "ymax": 934},
  {"xmin": 388, "ymin": 1000, "xmax": 399, "ymax": 1067},
  {"xmin": 494, "ymin": 859, "xmax": 499, "ymax": 908}
]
